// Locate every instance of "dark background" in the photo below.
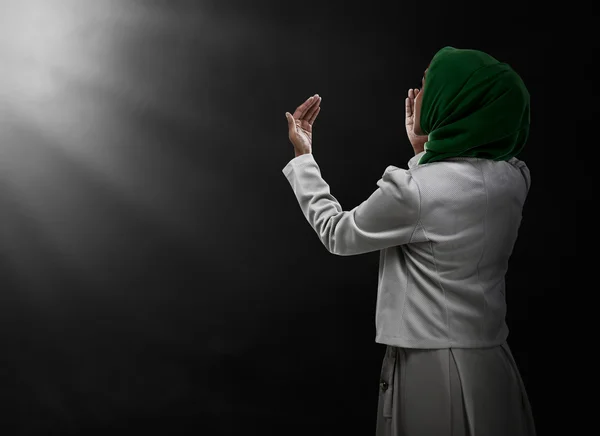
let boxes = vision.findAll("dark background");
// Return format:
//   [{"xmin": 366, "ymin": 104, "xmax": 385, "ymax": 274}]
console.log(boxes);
[{"xmin": 0, "ymin": 0, "xmax": 574, "ymax": 435}]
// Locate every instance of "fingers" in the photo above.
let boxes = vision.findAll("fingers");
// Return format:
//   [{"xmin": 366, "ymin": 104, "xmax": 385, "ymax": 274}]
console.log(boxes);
[
  {"xmin": 406, "ymin": 88, "xmax": 419, "ymax": 118},
  {"xmin": 408, "ymin": 88, "xmax": 420, "ymax": 99},
  {"xmin": 308, "ymin": 106, "xmax": 321, "ymax": 125},
  {"xmin": 304, "ymin": 96, "xmax": 321, "ymax": 123},
  {"xmin": 293, "ymin": 94, "xmax": 319, "ymax": 120}
]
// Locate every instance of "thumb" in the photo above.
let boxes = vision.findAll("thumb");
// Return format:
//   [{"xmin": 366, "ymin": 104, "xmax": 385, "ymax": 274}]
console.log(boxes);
[{"xmin": 285, "ymin": 112, "xmax": 296, "ymax": 130}]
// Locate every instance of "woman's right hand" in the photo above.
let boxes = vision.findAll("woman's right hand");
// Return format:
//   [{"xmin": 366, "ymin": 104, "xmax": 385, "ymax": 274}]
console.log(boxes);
[{"xmin": 405, "ymin": 88, "xmax": 428, "ymax": 154}]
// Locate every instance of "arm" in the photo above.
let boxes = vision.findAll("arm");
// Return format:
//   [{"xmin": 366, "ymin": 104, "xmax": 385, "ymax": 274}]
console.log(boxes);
[{"xmin": 282, "ymin": 153, "xmax": 426, "ymax": 256}]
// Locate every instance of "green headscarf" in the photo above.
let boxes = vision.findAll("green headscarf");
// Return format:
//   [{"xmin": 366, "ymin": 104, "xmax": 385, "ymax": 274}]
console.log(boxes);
[{"xmin": 418, "ymin": 46, "xmax": 530, "ymax": 165}]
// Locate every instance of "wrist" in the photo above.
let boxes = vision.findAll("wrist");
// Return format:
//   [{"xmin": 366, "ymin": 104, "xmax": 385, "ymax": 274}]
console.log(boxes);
[
  {"xmin": 411, "ymin": 137, "xmax": 427, "ymax": 155},
  {"xmin": 412, "ymin": 145, "xmax": 425, "ymax": 155}
]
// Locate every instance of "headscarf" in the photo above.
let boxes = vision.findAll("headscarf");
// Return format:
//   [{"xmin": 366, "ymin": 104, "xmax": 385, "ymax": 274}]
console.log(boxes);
[{"xmin": 418, "ymin": 46, "xmax": 530, "ymax": 165}]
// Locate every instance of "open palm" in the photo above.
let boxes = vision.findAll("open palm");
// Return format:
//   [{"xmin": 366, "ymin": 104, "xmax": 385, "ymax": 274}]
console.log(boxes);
[
  {"xmin": 286, "ymin": 94, "xmax": 321, "ymax": 154},
  {"xmin": 405, "ymin": 88, "xmax": 428, "ymax": 152}
]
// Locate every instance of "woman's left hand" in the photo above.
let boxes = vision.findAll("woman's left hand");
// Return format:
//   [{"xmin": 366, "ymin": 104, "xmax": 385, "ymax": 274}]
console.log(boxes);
[{"xmin": 285, "ymin": 94, "xmax": 321, "ymax": 156}]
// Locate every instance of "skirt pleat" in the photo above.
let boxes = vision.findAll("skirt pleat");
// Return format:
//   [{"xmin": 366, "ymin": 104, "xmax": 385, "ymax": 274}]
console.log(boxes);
[{"xmin": 375, "ymin": 341, "xmax": 536, "ymax": 436}]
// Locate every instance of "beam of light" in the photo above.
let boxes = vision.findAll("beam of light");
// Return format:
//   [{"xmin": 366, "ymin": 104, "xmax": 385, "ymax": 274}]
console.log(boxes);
[
  {"xmin": 0, "ymin": 0, "xmax": 204, "ymax": 224},
  {"xmin": 0, "ymin": 0, "xmax": 230, "ymax": 285}
]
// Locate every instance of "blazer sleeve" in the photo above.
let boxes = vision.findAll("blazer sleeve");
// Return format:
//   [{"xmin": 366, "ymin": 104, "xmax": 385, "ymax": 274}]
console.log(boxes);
[{"xmin": 282, "ymin": 153, "xmax": 426, "ymax": 256}]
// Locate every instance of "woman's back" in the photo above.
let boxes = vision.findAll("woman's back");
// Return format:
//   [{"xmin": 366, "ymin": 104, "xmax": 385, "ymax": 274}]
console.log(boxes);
[{"xmin": 375, "ymin": 152, "xmax": 531, "ymax": 348}]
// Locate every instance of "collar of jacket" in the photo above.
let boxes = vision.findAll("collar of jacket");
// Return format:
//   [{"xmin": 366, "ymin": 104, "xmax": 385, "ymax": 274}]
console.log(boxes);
[{"xmin": 409, "ymin": 150, "xmax": 426, "ymax": 169}]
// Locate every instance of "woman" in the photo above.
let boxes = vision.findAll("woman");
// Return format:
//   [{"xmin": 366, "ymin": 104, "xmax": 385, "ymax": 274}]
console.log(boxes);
[{"xmin": 282, "ymin": 46, "xmax": 535, "ymax": 436}]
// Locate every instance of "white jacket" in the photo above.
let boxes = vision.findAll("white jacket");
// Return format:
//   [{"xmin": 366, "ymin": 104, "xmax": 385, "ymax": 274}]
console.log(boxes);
[{"xmin": 282, "ymin": 150, "xmax": 531, "ymax": 348}]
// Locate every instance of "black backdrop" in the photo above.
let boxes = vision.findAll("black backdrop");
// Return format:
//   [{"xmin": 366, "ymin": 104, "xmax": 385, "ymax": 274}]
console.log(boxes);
[{"xmin": 0, "ymin": 0, "xmax": 575, "ymax": 435}]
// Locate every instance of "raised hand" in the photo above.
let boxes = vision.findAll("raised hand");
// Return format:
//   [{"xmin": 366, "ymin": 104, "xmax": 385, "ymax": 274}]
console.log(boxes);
[
  {"xmin": 405, "ymin": 88, "xmax": 428, "ymax": 154},
  {"xmin": 285, "ymin": 94, "xmax": 322, "ymax": 156}
]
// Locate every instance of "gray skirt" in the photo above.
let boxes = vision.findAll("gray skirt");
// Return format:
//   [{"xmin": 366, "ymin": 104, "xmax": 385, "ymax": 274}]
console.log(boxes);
[{"xmin": 375, "ymin": 341, "xmax": 536, "ymax": 436}]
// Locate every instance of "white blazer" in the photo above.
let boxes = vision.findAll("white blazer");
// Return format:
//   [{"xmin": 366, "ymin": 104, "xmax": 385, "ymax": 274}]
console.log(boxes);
[{"xmin": 282, "ymin": 150, "xmax": 531, "ymax": 348}]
